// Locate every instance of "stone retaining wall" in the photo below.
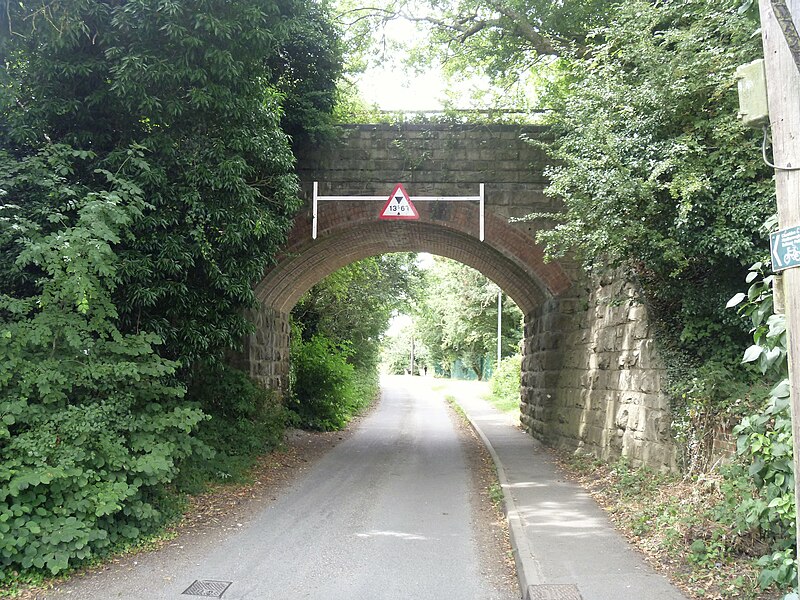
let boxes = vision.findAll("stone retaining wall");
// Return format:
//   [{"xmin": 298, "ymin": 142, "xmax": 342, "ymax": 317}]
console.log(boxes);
[{"xmin": 521, "ymin": 272, "xmax": 677, "ymax": 470}]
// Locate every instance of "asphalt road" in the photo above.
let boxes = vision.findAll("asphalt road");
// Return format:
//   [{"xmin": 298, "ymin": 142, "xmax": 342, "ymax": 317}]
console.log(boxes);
[{"xmin": 42, "ymin": 377, "xmax": 516, "ymax": 600}]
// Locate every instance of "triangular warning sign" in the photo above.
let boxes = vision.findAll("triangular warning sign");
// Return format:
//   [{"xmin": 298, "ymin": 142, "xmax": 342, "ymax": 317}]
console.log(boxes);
[{"xmin": 379, "ymin": 183, "xmax": 419, "ymax": 220}]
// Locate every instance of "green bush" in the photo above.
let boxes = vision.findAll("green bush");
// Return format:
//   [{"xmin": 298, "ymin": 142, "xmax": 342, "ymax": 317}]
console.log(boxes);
[
  {"xmin": 2, "ymin": 0, "xmax": 342, "ymax": 368},
  {"xmin": 351, "ymin": 367, "xmax": 380, "ymax": 415},
  {"xmin": 669, "ymin": 359, "xmax": 762, "ymax": 474},
  {"xmin": 179, "ymin": 364, "xmax": 287, "ymax": 489},
  {"xmin": 721, "ymin": 263, "xmax": 796, "ymax": 592},
  {"xmin": 288, "ymin": 334, "xmax": 358, "ymax": 431},
  {"xmin": 490, "ymin": 354, "xmax": 522, "ymax": 413},
  {"xmin": 718, "ymin": 391, "xmax": 795, "ymax": 548},
  {"xmin": 0, "ymin": 147, "xmax": 208, "ymax": 581}
]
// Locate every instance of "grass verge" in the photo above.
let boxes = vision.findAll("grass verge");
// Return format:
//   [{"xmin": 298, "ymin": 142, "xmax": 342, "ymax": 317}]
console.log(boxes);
[{"xmin": 558, "ymin": 453, "xmax": 779, "ymax": 600}]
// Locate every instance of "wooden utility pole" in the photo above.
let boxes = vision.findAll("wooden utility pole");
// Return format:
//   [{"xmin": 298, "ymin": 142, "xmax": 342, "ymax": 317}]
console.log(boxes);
[{"xmin": 758, "ymin": 0, "xmax": 800, "ymax": 556}]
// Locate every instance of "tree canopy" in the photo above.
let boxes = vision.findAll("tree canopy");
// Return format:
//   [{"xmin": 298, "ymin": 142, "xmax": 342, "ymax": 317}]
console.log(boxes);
[
  {"xmin": 292, "ymin": 253, "xmax": 423, "ymax": 370},
  {"xmin": 411, "ymin": 257, "xmax": 522, "ymax": 380},
  {"xmin": 288, "ymin": 253, "xmax": 422, "ymax": 429},
  {"xmin": 0, "ymin": 0, "xmax": 343, "ymax": 582},
  {"xmin": 539, "ymin": 0, "xmax": 773, "ymax": 357},
  {"xmin": 2, "ymin": 0, "xmax": 343, "ymax": 366}
]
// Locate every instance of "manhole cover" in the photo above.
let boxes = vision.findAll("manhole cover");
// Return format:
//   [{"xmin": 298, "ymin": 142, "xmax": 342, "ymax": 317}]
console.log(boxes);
[
  {"xmin": 182, "ymin": 580, "xmax": 233, "ymax": 598},
  {"xmin": 527, "ymin": 584, "xmax": 583, "ymax": 600}
]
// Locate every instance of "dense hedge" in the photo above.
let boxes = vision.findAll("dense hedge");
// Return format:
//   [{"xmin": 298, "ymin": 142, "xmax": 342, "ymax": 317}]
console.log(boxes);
[
  {"xmin": 0, "ymin": 148, "xmax": 207, "ymax": 579},
  {"xmin": 0, "ymin": 0, "xmax": 343, "ymax": 585},
  {"xmin": 179, "ymin": 364, "xmax": 288, "ymax": 491},
  {"xmin": 287, "ymin": 334, "xmax": 360, "ymax": 431}
]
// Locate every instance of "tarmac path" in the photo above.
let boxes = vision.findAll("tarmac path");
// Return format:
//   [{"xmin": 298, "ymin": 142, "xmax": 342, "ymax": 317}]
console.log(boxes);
[
  {"xmin": 40, "ymin": 378, "xmax": 517, "ymax": 600},
  {"xmin": 438, "ymin": 378, "xmax": 690, "ymax": 600}
]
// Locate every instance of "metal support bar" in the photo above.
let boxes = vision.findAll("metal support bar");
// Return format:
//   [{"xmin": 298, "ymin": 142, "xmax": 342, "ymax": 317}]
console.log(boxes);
[
  {"xmin": 310, "ymin": 182, "xmax": 486, "ymax": 241},
  {"xmin": 312, "ymin": 181, "xmax": 318, "ymax": 240},
  {"xmin": 497, "ymin": 289, "xmax": 502, "ymax": 367},
  {"xmin": 479, "ymin": 183, "xmax": 485, "ymax": 242}
]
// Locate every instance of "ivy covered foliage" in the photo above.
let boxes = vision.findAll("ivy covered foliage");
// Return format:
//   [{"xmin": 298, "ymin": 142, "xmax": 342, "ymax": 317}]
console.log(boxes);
[
  {"xmin": 539, "ymin": 0, "xmax": 773, "ymax": 359},
  {"xmin": 528, "ymin": 1, "xmax": 791, "ymax": 587},
  {"xmin": 1, "ymin": 0, "xmax": 342, "ymax": 584},
  {"xmin": 532, "ymin": 2, "xmax": 793, "ymax": 589}
]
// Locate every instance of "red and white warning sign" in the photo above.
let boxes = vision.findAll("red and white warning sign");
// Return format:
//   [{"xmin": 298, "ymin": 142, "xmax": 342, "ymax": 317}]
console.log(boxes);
[{"xmin": 379, "ymin": 183, "xmax": 419, "ymax": 220}]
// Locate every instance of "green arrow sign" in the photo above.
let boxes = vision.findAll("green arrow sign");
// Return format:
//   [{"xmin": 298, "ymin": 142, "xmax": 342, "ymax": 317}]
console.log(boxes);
[{"xmin": 771, "ymin": 225, "xmax": 800, "ymax": 272}]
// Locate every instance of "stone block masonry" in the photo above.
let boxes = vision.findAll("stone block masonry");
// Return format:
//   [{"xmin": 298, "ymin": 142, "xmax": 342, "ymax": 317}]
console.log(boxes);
[
  {"xmin": 295, "ymin": 123, "xmax": 554, "ymax": 223},
  {"xmin": 245, "ymin": 122, "xmax": 679, "ymax": 471},
  {"xmin": 240, "ymin": 303, "xmax": 291, "ymax": 395},
  {"xmin": 520, "ymin": 272, "xmax": 677, "ymax": 471}
]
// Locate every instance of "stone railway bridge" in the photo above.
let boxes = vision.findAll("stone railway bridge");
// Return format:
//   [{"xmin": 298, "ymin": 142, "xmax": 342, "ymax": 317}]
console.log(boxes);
[{"xmin": 241, "ymin": 123, "xmax": 675, "ymax": 470}]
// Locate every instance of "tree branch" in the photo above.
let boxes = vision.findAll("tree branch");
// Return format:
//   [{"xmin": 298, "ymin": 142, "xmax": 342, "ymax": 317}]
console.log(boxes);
[
  {"xmin": 337, "ymin": 6, "xmax": 403, "ymax": 28},
  {"xmin": 487, "ymin": 2, "xmax": 559, "ymax": 56}
]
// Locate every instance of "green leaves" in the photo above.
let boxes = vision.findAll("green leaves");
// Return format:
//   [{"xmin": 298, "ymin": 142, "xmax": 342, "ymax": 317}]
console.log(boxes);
[
  {"xmin": 490, "ymin": 355, "xmax": 523, "ymax": 410},
  {"xmin": 0, "ymin": 147, "xmax": 207, "ymax": 580},
  {"xmin": 288, "ymin": 334, "xmax": 358, "ymax": 431},
  {"xmin": 717, "ymin": 267, "xmax": 797, "ymax": 591},
  {"xmin": 3, "ymin": 0, "xmax": 342, "ymax": 368},
  {"xmin": 726, "ymin": 292, "xmax": 746, "ymax": 308},
  {"xmin": 538, "ymin": 0, "xmax": 772, "ymax": 359},
  {"xmin": 413, "ymin": 258, "xmax": 523, "ymax": 380},
  {"xmin": 757, "ymin": 550, "xmax": 798, "ymax": 590},
  {"xmin": 293, "ymin": 254, "xmax": 422, "ymax": 372},
  {"xmin": 729, "ymin": 263, "xmax": 787, "ymax": 377}
]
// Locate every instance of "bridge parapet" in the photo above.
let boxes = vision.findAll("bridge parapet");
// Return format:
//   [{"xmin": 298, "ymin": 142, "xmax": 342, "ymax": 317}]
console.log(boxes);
[{"xmin": 296, "ymin": 123, "xmax": 558, "ymax": 223}]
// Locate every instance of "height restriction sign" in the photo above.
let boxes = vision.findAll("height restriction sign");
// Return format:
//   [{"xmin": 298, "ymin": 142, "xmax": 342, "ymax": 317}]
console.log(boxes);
[{"xmin": 379, "ymin": 183, "xmax": 419, "ymax": 220}]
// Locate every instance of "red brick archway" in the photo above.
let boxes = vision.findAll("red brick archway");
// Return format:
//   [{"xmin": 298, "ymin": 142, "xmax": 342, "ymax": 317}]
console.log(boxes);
[
  {"xmin": 241, "ymin": 123, "xmax": 677, "ymax": 472},
  {"xmin": 256, "ymin": 200, "xmax": 571, "ymax": 315}
]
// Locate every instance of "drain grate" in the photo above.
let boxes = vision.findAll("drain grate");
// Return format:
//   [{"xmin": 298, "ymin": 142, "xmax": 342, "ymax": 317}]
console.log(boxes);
[
  {"xmin": 182, "ymin": 580, "xmax": 233, "ymax": 598},
  {"xmin": 526, "ymin": 584, "xmax": 583, "ymax": 600}
]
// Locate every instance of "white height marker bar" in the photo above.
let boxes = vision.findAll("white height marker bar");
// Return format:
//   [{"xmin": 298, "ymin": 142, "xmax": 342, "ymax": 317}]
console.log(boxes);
[
  {"xmin": 479, "ymin": 183, "xmax": 485, "ymax": 242},
  {"xmin": 312, "ymin": 181, "xmax": 319, "ymax": 240},
  {"xmin": 311, "ymin": 182, "xmax": 486, "ymax": 241},
  {"xmin": 315, "ymin": 195, "xmax": 482, "ymax": 202}
]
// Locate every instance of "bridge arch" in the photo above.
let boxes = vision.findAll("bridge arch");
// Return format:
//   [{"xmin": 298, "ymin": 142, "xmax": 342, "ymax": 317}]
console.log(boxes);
[
  {"xmin": 240, "ymin": 123, "xmax": 677, "ymax": 471},
  {"xmin": 256, "ymin": 201, "xmax": 571, "ymax": 315},
  {"xmin": 242, "ymin": 122, "xmax": 572, "ymax": 397}
]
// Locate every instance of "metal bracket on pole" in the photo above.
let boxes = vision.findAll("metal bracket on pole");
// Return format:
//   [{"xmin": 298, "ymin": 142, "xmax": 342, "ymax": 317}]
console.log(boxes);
[{"xmin": 311, "ymin": 182, "xmax": 486, "ymax": 241}]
